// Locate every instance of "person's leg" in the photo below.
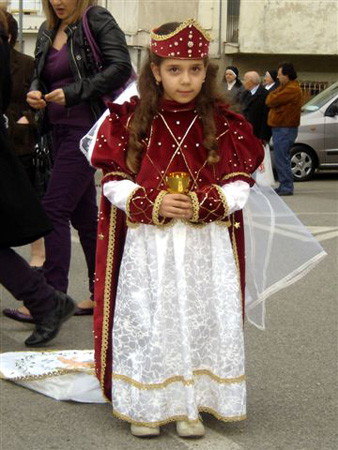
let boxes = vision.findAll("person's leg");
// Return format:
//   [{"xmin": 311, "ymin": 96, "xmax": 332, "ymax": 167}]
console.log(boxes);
[
  {"xmin": 0, "ymin": 247, "xmax": 76, "ymax": 346},
  {"xmin": 272, "ymin": 127, "xmax": 296, "ymax": 194},
  {"xmin": 29, "ymin": 238, "xmax": 45, "ymax": 268},
  {"xmin": 0, "ymin": 247, "xmax": 55, "ymax": 321},
  {"xmin": 18, "ymin": 236, "xmax": 45, "ymax": 315},
  {"xmin": 71, "ymin": 177, "xmax": 98, "ymax": 303},
  {"xmin": 42, "ymin": 125, "xmax": 97, "ymax": 294}
]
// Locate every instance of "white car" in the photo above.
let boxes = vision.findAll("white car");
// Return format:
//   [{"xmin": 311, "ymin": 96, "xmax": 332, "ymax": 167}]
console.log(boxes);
[{"xmin": 291, "ymin": 81, "xmax": 338, "ymax": 181}]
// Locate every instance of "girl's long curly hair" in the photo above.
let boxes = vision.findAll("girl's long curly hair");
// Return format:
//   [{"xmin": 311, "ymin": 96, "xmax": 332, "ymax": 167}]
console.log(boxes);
[{"xmin": 127, "ymin": 22, "xmax": 225, "ymax": 173}]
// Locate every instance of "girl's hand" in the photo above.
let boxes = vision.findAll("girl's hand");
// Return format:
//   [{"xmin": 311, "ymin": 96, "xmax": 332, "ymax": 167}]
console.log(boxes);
[
  {"xmin": 44, "ymin": 89, "xmax": 66, "ymax": 105},
  {"xmin": 26, "ymin": 90, "xmax": 46, "ymax": 110},
  {"xmin": 159, "ymin": 194, "xmax": 193, "ymax": 220}
]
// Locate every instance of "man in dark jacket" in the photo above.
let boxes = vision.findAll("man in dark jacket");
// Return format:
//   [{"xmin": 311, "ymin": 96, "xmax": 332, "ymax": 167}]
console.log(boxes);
[
  {"xmin": 241, "ymin": 71, "xmax": 271, "ymax": 142},
  {"xmin": 0, "ymin": 15, "xmax": 75, "ymax": 347}
]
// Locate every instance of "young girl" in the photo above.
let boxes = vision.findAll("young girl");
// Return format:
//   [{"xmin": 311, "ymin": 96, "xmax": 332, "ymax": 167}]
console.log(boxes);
[
  {"xmin": 91, "ymin": 19, "xmax": 264, "ymax": 437},
  {"xmin": 0, "ymin": 17, "xmax": 326, "ymax": 441}
]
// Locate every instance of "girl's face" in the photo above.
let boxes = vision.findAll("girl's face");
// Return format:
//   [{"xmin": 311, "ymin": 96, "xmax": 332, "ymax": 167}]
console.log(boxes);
[
  {"xmin": 225, "ymin": 70, "xmax": 236, "ymax": 83},
  {"xmin": 49, "ymin": 0, "xmax": 77, "ymax": 22},
  {"xmin": 151, "ymin": 59, "xmax": 207, "ymax": 104}
]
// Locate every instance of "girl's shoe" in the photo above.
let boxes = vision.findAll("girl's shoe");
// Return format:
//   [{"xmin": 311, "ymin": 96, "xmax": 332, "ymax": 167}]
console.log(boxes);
[
  {"xmin": 176, "ymin": 419, "xmax": 205, "ymax": 438},
  {"xmin": 130, "ymin": 424, "xmax": 160, "ymax": 437}
]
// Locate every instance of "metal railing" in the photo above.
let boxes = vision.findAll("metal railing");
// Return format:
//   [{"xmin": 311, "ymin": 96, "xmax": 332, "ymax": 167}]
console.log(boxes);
[
  {"xmin": 226, "ymin": 0, "xmax": 240, "ymax": 43},
  {"xmin": 299, "ymin": 80, "xmax": 330, "ymax": 103}
]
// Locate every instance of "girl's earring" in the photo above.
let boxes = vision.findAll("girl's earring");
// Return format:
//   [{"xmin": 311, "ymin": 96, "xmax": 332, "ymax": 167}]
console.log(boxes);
[{"xmin": 155, "ymin": 80, "xmax": 160, "ymax": 86}]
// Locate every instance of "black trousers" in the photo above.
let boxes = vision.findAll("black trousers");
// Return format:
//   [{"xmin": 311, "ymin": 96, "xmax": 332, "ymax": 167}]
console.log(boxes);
[{"xmin": 0, "ymin": 248, "xmax": 55, "ymax": 321}]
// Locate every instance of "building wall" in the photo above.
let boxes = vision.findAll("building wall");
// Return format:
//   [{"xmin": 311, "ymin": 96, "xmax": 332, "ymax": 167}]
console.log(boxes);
[
  {"xmin": 8, "ymin": 0, "xmax": 338, "ymax": 85},
  {"xmin": 238, "ymin": 0, "xmax": 338, "ymax": 55},
  {"xmin": 103, "ymin": 0, "xmax": 223, "ymax": 67}
]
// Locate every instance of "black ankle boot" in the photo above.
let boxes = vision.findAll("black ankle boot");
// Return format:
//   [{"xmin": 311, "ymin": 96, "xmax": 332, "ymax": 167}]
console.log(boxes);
[{"xmin": 25, "ymin": 291, "xmax": 75, "ymax": 347}]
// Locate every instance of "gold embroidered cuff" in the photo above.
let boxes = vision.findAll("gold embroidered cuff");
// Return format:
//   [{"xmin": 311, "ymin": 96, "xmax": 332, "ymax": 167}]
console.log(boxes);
[
  {"xmin": 125, "ymin": 187, "xmax": 141, "ymax": 221},
  {"xmin": 187, "ymin": 191, "xmax": 199, "ymax": 223},
  {"xmin": 222, "ymin": 172, "xmax": 252, "ymax": 182},
  {"xmin": 152, "ymin": 190, "xmax": 168, "ymax": 226},
  {"xmin": 126, "ymin": 218, "xmax": 140, "ymax": 229},
  {"xmin": 102, "ymin": 171, "xmax": 133, "ymax": 182},
  {"xmin": 212, "ymin": 184, "xmax": 229, "ymax": 220}
]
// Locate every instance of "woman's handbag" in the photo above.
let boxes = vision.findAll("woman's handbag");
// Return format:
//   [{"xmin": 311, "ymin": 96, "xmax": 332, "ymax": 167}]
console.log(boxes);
[
  {"xmin": 82, "ymin": 6, "xmax": 137, "ymax": 105},
  {"xmin": 33, "ymin": 132, "xmax": 53, "ymax": 199}
]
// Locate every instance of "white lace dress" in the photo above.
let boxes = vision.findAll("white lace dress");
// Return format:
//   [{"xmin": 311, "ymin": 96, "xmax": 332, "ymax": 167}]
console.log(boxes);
[{"xmin": 104, "ymin": 180, "xmax": 249, "ymax": 426}]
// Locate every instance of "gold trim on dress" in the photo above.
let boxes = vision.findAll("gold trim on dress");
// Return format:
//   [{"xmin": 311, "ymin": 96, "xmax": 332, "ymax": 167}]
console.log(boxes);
[
  {"xmin": 222, "ymin": 172, "xmax": 252, "ymax": 181},
  {"xmin": 212, "ymin": 184, "xmax": 229, "ymax": 220},
  {"xmin": 230, "ymin": 213, "xmax": 244, "ymax": 316},
  {"xmin": 112, "ymin": 408, "xmax": 246, "ymax": 427},
  {"xmin": 100, "ymin": 206, "xmax": 117, "ymax": 395},
  {"xmin": 125, "ymin": 187, "xmax": 140, "ymax": 221},
  {"xmin": 152, "ymin": 190, "xmax": 168, "ymax": 226},
  {"xmin": 112, "ymin": 370, "xmax": 245, "ymax": 390},
  {"xmin": 215, "ymin": 220, "xmax": 231, "ymax": 228},
  {"xmin": 184, "ymin": 221, "xmax": 207, "ymax": 229},
  {"xmin": 198, "ymin": 407, "xmax": 247, "ymax": 423},
  {"xmin": 102, "ymin": 171, "xmax": 133, "ymax": 182},
  {"xmin": 187, "ymin": 191, "xmax": 199, "ymax": 222},
  {"xmin": 126, "ymin": 218, "xmax": 140, "ymax": 229}
]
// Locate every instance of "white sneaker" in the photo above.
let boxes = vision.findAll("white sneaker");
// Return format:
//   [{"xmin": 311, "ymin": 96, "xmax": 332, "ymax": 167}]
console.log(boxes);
[
  {"xmin": 176, "ymin": 419, "xmax": 205, "ymax": 438},
  {"xmin": 130, "ymin": 424, "xmax": 160, "ymax": 437}
]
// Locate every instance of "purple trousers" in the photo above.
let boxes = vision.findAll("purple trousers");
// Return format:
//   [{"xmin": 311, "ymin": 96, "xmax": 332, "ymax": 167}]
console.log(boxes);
[
  {"xmin": 0, "ymin": 248, "xmax": 55, "ymax": 321},
  {"xmin": 42, "ymin": 125, "xmax": 98, "ymax": 298}
]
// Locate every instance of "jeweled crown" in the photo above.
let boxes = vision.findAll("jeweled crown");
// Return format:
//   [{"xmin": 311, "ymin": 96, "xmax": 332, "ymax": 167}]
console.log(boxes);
[{"xmin": 150, "ymin": 19, "xmax": 211, "ymax": 59}]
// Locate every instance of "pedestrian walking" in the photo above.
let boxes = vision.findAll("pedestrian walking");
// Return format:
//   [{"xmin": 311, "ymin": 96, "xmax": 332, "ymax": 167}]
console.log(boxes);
[
  {"xmin": 0, "ymin": 6, "xmax": 75, "ymax": 347},
  {"xmin": 90, "ymin": 19, "xmax": 264, "ymax": 437},
  {"xmin": 266, "ymin": 62, "xmax": 303, "ymax": 196},
  {"xmin": 3, "ymin": 12, "xmax": 46, "ymax": 270},
  {"xmin": 4, "ymin": 0, "xmax": 132, "ymax": 323}
]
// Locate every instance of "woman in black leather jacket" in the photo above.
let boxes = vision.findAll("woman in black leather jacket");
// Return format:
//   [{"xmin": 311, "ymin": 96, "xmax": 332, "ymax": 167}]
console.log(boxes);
[
  {"xmin": 30, "ymin": 1, "xmax": 132, "ymax": 120},
  {"xmin": 6, "ymin": 0, "xmax": 132, "ymax": 323}
]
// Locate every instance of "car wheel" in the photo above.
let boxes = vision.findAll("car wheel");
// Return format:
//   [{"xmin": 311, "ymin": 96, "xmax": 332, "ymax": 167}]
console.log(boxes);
[{"xmin": 291, "ymin": 146, "xmax": 316, "ymax": 181}]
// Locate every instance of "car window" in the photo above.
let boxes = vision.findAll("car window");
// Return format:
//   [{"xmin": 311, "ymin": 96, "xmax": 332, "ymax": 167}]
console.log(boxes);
[
  {"xmin": 302, "ymin": 82, "xmax": 338, "ymax": 114},
  {"xmin": 325, "ymin": 98, "xmax": 338, "ymax": 117}
]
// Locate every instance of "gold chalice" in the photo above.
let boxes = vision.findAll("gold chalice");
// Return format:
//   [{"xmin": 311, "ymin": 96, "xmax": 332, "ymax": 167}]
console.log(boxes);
[{"xmin": 165, "ymin": 172, "xmax": 191, "ymax": 194}]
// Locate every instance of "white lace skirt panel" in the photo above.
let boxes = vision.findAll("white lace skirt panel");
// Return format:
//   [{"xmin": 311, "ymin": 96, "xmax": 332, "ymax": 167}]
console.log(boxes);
[{"xmin": 112, "ymin": 221, "xmax": 246, "ymax": 424}]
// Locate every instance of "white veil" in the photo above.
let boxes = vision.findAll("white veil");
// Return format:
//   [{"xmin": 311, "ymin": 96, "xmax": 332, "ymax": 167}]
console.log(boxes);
[
  {"xmin": 79, "ymin": 81, "xmax": 139, "ymax": 165},
  {"xmin": 244, "ymin": 184, "xmax": 326, "ymax": 329}
]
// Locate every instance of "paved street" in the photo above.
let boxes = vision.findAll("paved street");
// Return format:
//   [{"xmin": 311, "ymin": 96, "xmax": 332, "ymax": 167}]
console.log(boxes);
[{"xmin": 1, "ymin": 173, "xmax": 337, "ymax": 450}]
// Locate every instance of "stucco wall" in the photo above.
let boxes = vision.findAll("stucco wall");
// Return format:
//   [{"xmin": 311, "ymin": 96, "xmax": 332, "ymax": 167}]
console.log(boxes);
[
  {"xmin": 107, "ymin": 0, "xmax": 218, "ymax": 50},
  {"xmin": 238, "ymin": 0, "xmax": 338, "ymax": 55}
]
